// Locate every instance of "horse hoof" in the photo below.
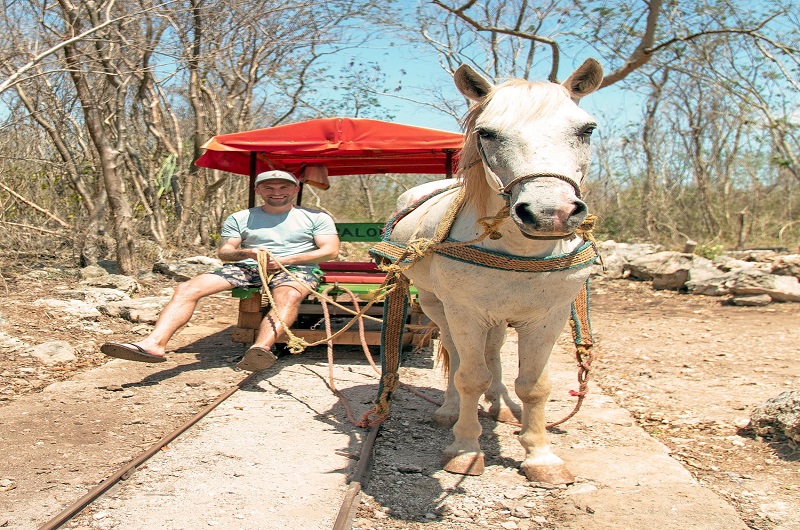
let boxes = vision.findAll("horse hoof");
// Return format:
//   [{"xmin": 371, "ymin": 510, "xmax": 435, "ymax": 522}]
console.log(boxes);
[
  {"xmin": 442, "ymin": 451, "xmax": 485, "ymax": 476},
  {"xmin": 488, "ymin": 407, "xmax": 520, "ymax": 424},
  {"xmin": 431, "ymin": 411, "xmax": 457, "ymax": 429},
  {"xmin": 521, "ymin": 463, "xmax": 574, "ymax": 484}
]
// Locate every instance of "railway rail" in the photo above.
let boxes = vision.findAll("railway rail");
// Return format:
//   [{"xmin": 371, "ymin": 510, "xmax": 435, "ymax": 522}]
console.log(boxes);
[{"xmin": 38, "ymin": 370, "xmax": 380, "ymax": 530}]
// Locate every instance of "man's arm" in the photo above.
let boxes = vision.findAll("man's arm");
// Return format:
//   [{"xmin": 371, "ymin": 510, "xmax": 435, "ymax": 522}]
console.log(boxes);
[
  {"xmin": 270, "ymin": 233, "xmax": 340, "ymax": 268},
  {"xmin": 217, "ymin": 236, "xmax": 258, "ymax": 262},
  {"xmin": 219, "ymin": 233, "xmax": 340, "ymax": 267}
]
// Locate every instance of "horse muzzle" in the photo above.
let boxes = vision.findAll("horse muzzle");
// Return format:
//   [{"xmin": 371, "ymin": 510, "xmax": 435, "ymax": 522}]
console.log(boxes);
[
  {"xmin": 506, "ymin": 176, "xmax": 588, "ymax": 239},
  {"xmin": 511, "ymin": 200, "xmax": 588, "ymax": 239}
]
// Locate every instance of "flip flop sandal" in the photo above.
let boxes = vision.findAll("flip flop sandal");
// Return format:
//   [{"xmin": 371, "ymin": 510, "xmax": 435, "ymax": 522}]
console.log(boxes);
[
  {"xmin": 101, "ymin": 342, "xmax": 167, "ymax": 363},
  {"xmin": 236, "ymin": 346, "xmax": 277, "ymax": 372}
]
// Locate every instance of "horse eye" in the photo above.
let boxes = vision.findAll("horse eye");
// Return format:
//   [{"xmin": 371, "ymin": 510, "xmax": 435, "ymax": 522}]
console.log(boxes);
[
  {"xmin": 579, "ymin": 124, "xmax": 597, "ymax": 140},
  {"xmin": 476, "ymin": 127, "xmax": 498, "ymax": 141}
]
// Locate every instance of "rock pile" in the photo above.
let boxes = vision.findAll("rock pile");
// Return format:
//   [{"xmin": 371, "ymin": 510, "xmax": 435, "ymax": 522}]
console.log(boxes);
[
  {"xmin": 749, "ymin": 391, "xmax": 800, "ymax": 443},
  {"xmin": 594, "ymin": 242, "xmax": 800, "ymax": 305},
  {"xmin": 31, "ymin": 256, "xmax": 223, "ymax": 327}
]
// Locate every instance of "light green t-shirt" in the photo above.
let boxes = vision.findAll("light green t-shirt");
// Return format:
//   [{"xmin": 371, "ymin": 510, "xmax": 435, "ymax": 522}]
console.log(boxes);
[{"xmin": 221, "ymin": 206, "xmax": 337, "ymax": 265}]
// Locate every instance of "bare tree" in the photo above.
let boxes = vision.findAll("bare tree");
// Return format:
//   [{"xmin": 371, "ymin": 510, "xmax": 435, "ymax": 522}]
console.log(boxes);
[
  {"xmin": 1, "ymin": 0, "xmax": 381, "ymax": 268},
  {"xmin": 380, "ymin": 0, "xmax": 799, "ymax": 248}
]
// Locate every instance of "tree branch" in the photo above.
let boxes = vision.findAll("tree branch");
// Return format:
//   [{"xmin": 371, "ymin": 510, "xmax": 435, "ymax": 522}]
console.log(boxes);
[
  {"xmin": 599, "ymin": 0, "xmax": 662, "ymax": 88},
  {"xmin": 0, "ymin": 182, "xmax": 73, "ymax": 228},
  {"xmin": 0, "ymin": 3, "xmax": 168, "ymax": 95},
  {"xmin": 0, "ymin": 220, "xmax": 67, "ymax": 236},
  {"xmin": 432, "ymin": 0, "xmax": 559, "ymax": 81},
  {"xmin": 647, "ymin": 12, "xmax": 780, "ymax": 56},
  {"xmin": 602, "ymin": 7, "xmax": 781, "ymax": 88}
]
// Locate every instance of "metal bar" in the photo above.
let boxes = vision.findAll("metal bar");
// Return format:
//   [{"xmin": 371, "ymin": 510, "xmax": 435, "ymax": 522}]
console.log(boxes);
[
  {"xmin": 332, "ymin": 424, "xmax": 381, "ymax": 530},
  {"xmin": 38, "ymin": 372, "xmax": 260, "ymax": 530},
  {"xmin": 248, "ymin": 151, "xmax": 257, "ymax": 208}
]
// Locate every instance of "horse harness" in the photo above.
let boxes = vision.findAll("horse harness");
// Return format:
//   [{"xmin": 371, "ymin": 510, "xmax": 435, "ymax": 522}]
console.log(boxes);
[
  {"xmin": 475, "ymin": 130, "xmax": 584, "ymax": 203},
  {"xmin": 362, "ymin": 184, "xmax": 600, "ymax": 427}
]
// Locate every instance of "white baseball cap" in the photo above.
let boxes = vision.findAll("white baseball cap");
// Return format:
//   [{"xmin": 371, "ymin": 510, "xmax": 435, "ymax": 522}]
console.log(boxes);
[{"xmin": 254, "ymin": 170, "xmax": 299, "ymax": 186}]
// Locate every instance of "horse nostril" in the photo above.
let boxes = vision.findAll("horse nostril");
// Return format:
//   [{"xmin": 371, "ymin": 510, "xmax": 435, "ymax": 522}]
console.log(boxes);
[
  {"xmin": 571, "ymin": 201, "xmax": 587, "ymax": 219},
  {"xmin": 514, "ymin": 204, "xmax": 537, "ymax": 226}
]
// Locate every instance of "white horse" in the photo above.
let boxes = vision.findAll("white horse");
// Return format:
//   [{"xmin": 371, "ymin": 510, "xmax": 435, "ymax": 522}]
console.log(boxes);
[{"xmin": 388, "ymin": 59, "xmax": 603, "ymax": 484}]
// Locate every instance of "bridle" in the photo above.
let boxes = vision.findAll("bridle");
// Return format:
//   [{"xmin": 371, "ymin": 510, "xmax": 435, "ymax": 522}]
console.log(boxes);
[
  {"xmin": 473, "ymin": 132, "xmax": 585, "ymax": 240},
  {"xmin": 474, "ymin": 132, "xmax": 583, "ymax": 202}
]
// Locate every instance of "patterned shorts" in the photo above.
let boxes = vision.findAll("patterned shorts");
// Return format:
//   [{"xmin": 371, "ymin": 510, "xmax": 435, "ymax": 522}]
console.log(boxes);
[{"xmin": 210, "ymin": 262, "xmax": 323, "ymax": 291}]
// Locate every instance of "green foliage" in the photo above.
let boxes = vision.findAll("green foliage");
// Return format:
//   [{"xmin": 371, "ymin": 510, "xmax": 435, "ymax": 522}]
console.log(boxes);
[
  {"xmin": 155, "ymin": 155, "xmax": 176, "ymax": 198},
  {"xmin": 695, "ymin": 244, "xmax": 725, "ymax": 259},
  {"xmin": 313, "ymin": 173, "xmax": 434, "ymax": 222}
]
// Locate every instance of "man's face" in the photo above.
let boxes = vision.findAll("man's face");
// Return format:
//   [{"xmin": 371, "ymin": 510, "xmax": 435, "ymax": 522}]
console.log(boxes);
[{"xmin": 256, "ymin": 180, "xmax": 299, "ymax": 207}]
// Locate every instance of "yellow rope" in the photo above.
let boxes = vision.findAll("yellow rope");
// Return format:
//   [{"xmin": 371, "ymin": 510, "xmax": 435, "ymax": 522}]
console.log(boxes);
[
  {"xmin": 257, "ymin": 251, "xmax": 386, "ymax": 322},
  {"xmin": 254, "ymin": 250, "xmax": 413, "ymax": 354},
  {"xmin": 575, "ymin": 213, "xmax": 606, "ymax": 271},
  {"xmin": 374, "ymin": 191, "xmax": 513, "ymax": 275}
]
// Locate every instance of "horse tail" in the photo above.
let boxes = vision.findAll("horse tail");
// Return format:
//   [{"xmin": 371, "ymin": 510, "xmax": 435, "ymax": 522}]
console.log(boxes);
[{"xmin": 436, "ymin": 342, "xmax": 450, "ymax": 378}]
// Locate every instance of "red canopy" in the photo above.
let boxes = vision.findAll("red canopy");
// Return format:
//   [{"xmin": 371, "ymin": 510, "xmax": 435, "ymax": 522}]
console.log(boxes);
[{"xmin": 195, "ymin": 117, "xmax": 464, "ymax": 178}]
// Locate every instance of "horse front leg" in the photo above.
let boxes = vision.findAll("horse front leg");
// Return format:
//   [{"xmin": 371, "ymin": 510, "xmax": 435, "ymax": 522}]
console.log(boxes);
[
  {"xmin": 515, "ymin": 325, "xmax": 574, "ymax": 484},
  {"xmin": 482, "ymin": 324, "xmax": 521, "ymax": 424},
  {"xmin": 441, "ymin": 316, "xmax": 491, "ymax": 476},
  {"xmin": 415, "ymin": 289, "xmax": 461, "ymax": 428}
]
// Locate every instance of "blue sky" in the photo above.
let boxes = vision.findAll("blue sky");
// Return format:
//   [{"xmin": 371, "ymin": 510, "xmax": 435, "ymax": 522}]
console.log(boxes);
[
  {"xmin": 331, "ymin": 40, "xmax": 463, "ymax": 132},
  {"xmin": 328, "ymin": 36, "xmax": 639, "ymax": 134}
]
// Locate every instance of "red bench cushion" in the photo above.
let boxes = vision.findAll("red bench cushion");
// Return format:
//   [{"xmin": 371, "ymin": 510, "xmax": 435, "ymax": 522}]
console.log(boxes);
[
  {"xmin": 319, "ymin": 261, "xmax": 380, "ymax": 273},
  {"xmin": 321, "ymin": 272, "xmax": 387, "ymax": 284}
]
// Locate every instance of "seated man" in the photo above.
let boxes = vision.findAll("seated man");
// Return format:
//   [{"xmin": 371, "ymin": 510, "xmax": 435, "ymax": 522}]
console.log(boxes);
[{"xmin": 101, "ymin": 170, "xmax": 340, "ymax": 372}]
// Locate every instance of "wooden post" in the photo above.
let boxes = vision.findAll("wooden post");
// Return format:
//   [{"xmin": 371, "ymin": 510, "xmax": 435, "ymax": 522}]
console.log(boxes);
[
  {"xmin": 248, "ymin": 151, "xmax": 257, "ymax": 208},
  {"xmin": 445, "ymin": 149, "xmax": 454, "ymax": 178}
]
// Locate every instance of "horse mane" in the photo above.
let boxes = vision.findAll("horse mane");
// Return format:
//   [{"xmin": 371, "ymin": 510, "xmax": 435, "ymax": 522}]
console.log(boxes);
[{"xmin": 457, "ymin": 79, "xmax": 572, "ymax": 216}]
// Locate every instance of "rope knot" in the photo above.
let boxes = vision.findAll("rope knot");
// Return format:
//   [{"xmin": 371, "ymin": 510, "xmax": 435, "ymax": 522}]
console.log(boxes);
[
  {"xmin": 358, "ymin": 372, "xmax": 401, "ymax": 428},
  {"xmin": 574, "ymin": 214, "xmax": 606, "ymax": 271},
  {"xmin": 477, "ymin": 205, "xmax": 510, "ymax": 240},
  {"xmin": 286, "ymin": 336, "xmax": 308, "ymax": 354},
  {"xmin": 575, "ymin": 213, "xmax": 597, "ymax": 238},
  {"xmin": 379, "ymin": 263, "xmax": 406, "ymax": 274},
  {"xmin": 405, "ymin": 237, "xmax": 434, "ymax": 257}
]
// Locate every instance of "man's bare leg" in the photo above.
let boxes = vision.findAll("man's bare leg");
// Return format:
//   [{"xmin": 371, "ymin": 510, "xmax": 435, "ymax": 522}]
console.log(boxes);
[
  {"xmin": 128, "ymin": 273, "xmax": 234, "ymax": 357},
  {"xmin": 252, "ymin": 283, "xmax": 309, "ymax": 349},
  {"xmin": 237, "ymin": 282, "xmax": 309, "ymax": 371}
]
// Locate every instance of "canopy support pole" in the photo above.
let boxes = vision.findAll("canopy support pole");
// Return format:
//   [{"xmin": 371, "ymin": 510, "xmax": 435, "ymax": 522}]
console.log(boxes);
[
  {"xmin": 248, "ymin": 152, "xmax": 257, "ymax": 208},
  {"xmin": 445, "ymin": 149, "xmax": 454, "ymax": 178}
]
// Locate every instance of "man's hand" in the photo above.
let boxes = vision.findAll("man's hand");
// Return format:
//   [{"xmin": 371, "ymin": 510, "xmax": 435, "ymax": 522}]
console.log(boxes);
[{"xmin": 257, "ymin": 249, "xmax": 282, "ymax": 272}]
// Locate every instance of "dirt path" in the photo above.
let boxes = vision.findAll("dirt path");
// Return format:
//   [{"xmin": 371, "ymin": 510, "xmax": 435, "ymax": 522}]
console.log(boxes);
[
  {"xmin": 353, "ymin": 280, "xmax": 799, "ymax": 529},
  {"xmin": 589, "ymin": 280, "xmax": 799, "ymax": 530},
  {"xmin": 0, "ymin": 271, "xmax": 798, "ymax": 529}
]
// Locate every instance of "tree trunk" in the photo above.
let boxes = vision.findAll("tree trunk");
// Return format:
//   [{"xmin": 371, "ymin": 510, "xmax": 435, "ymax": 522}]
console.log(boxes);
[
  {"xmin": 58, "ymin": 1, "xmax": 137, "ymax": 275},
  {"xmin": 176, "ymin": 0, "xmax": 205, "ymax": 244},
  {"xmin": 358, "ymin": 175, "xmax": 376, "ymax": 221},
  {"xmin": 641, "ymin": 70, "xmax": 668, "ymax": 239}
]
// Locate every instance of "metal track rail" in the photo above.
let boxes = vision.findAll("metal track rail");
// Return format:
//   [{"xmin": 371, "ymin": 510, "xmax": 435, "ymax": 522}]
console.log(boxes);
[{"xmin": 38, "ymin": 371, "xmax": 378, "ymax": 530}]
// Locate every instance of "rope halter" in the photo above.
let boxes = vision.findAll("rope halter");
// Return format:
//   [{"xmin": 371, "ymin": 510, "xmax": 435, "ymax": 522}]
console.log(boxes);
[
  {"xmin": 474, "ymin": 132, "xmax": 583, "ymax": 203},
  {"xmin": 500, "ymin": 172, "xmax": 582, "ymax": 202}
]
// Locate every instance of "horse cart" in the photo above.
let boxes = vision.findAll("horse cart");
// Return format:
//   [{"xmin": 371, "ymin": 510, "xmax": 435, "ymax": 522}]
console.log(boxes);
[{"xmin": 195, "ymin": 117, "xmax": 464, "ymax": 352}]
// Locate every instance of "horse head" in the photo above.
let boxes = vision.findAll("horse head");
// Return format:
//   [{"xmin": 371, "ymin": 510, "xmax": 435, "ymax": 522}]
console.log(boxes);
[{"xmin": 455, "ymin": 60, "xmax": 603, "ymax": 239}]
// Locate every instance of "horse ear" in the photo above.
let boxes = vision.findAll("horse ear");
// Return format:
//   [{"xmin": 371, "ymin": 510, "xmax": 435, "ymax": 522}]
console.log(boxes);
[
  {"xmin": 454, "ymin": 64, "xmax": 494, "ymax": 101},
  {"xmin": 562, "ymin": 58, "xmax": 604, "ymax": 101}
]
